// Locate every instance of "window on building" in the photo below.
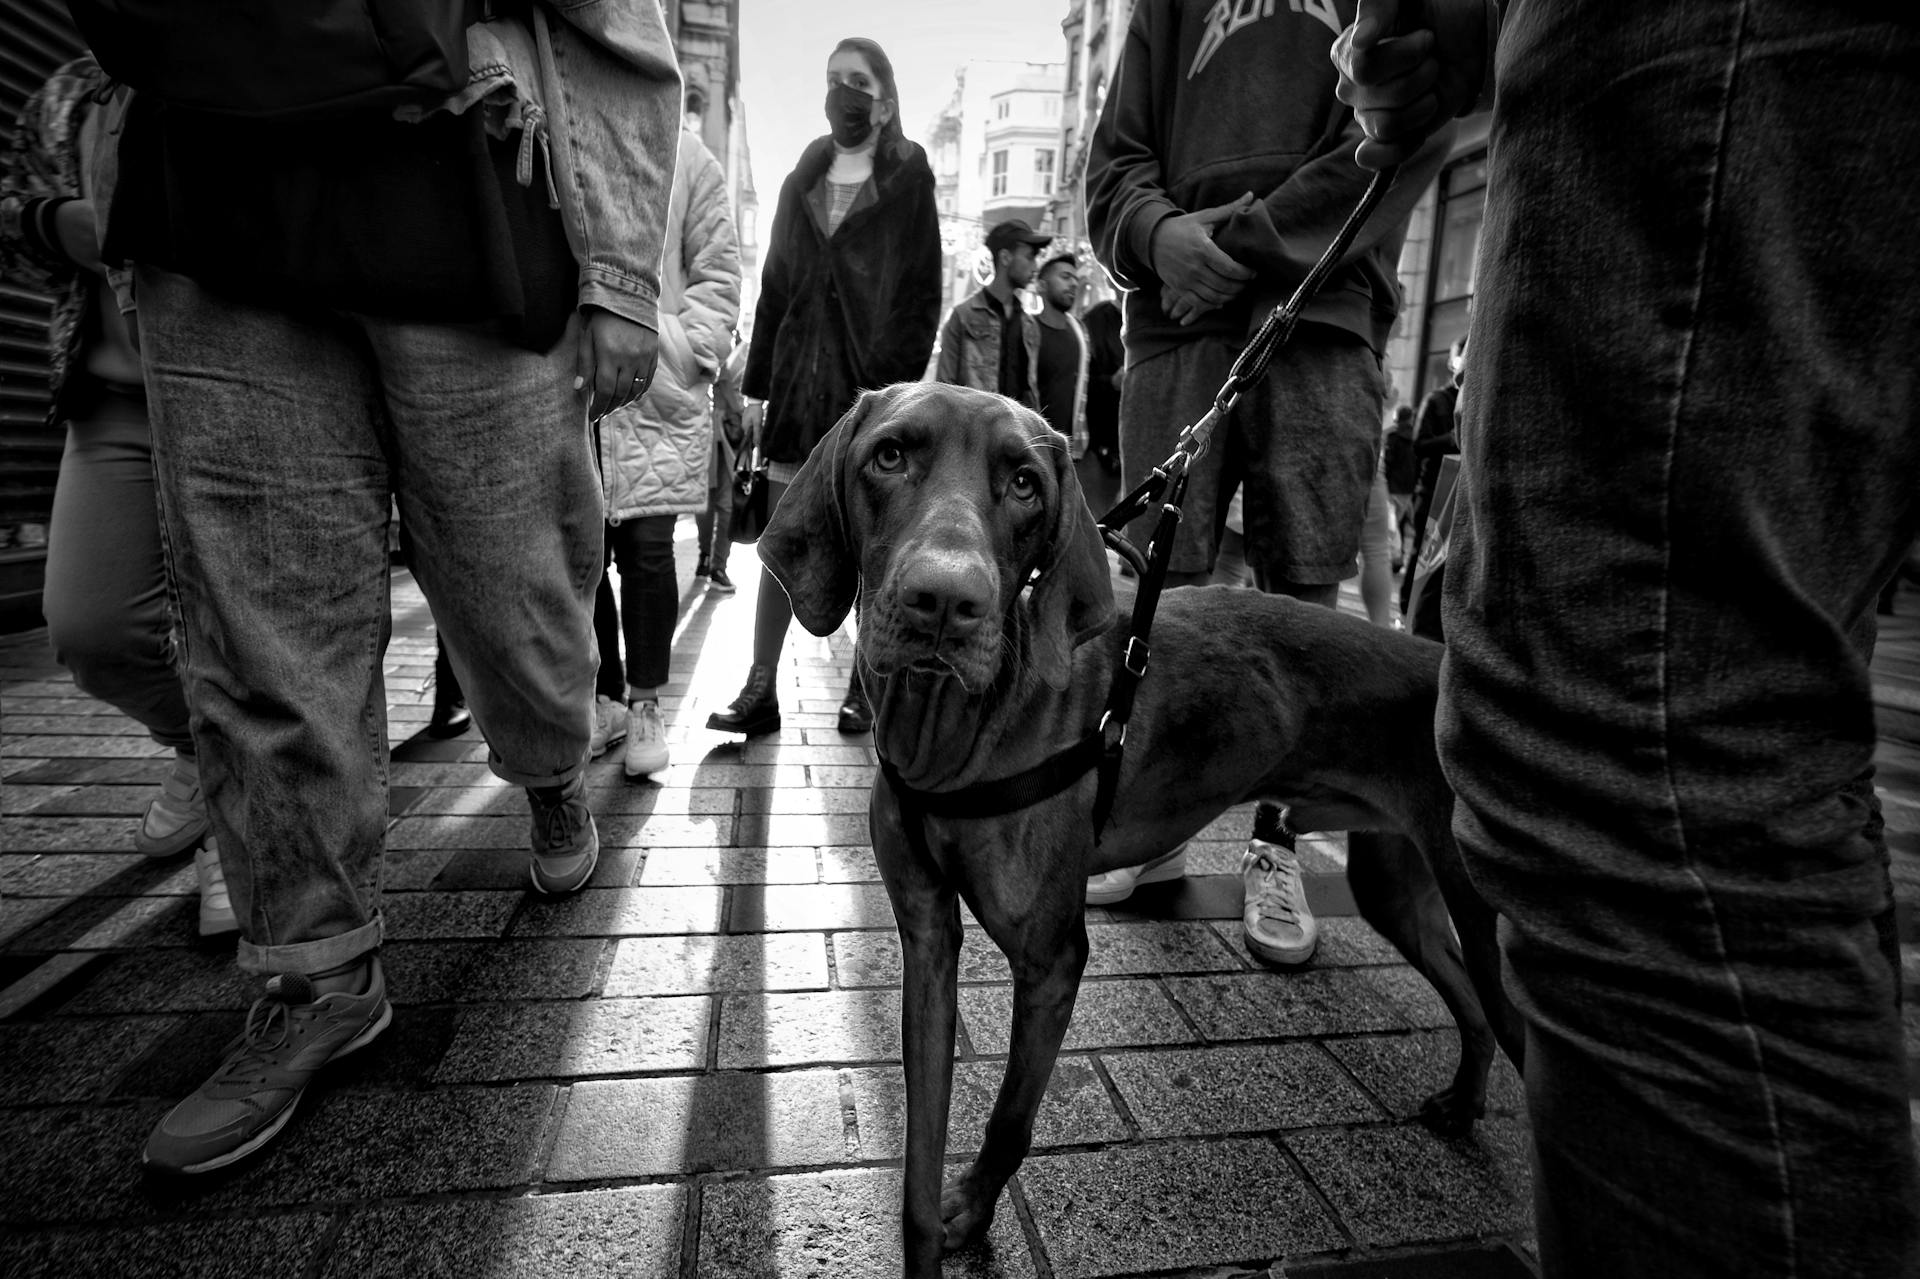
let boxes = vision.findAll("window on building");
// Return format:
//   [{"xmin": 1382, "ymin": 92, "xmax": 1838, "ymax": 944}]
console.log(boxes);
[
  {"xmin": 1419, "ymin": 152, "xmax": 1487, "ymax": 398},
  {"xmin": 996, "ymin": 99, "xmax": 1010, "ymax": 119},
  {"xmin": 1067, "ymin": 45, "xmax": 1080, "ymax": 93},
  {"xmin": 991, "ymin": 150, "xmax": 1009, "ymax": 197},
  {"xmin": 1035, "ymin": 148, "xmax": 1055, "ymax": 196}
]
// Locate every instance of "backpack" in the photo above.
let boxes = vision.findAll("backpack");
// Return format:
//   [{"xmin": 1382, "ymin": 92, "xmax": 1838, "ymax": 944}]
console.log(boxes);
[{"xmin": 68, "ymin": 0, "xmax": 481, "ymax": 123}]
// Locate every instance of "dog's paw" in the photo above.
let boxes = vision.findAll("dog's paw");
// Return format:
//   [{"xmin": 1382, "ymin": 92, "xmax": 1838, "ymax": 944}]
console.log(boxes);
[
  {"xmin": 1416, "ymin": 1085, "xmax": 1486, "ymax": 1138},
  {"xmin": 939, "ymin": 1172, "xmax": 1000, "ymax": 1250}
]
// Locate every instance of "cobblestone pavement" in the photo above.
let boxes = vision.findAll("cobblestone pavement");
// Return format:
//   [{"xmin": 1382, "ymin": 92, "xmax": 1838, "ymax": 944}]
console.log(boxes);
[{"xmin": 4, "ymin": 525, "xmax": 1916, "ymax": 1279}]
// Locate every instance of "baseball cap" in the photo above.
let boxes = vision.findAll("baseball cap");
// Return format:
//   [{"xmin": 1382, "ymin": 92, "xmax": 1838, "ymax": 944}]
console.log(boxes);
[{"xmin": 985, "ymin": 219, "xmax": 1053, "ymax": 254}]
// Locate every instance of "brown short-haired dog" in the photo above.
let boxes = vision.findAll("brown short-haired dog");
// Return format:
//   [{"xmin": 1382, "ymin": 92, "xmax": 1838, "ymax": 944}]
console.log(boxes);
[{"xmin": 761, "ymin": 382, "xmax": 1522, "ymax": 1278}]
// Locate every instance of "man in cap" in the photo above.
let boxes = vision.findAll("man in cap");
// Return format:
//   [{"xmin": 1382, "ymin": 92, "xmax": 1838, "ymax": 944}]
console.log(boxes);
[{"xmin": 932, "ymin": 218, "xmax": 1049, "ymax": 406}]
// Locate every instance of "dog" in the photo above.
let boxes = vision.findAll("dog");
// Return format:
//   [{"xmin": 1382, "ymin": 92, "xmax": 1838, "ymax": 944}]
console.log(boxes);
[{"xmin": 759, "ymin": 382, "xmax": 1523, "ymax": 1278}]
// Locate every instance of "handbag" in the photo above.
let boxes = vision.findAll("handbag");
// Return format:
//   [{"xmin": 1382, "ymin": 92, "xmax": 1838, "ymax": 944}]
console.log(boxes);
[
  {"xmin": 70, "ymin": 0, "xmax": 479, "ymax": 122},
  {"xmin": 728, "ymin": 446, "xmax": 771, "ymax": 546}
]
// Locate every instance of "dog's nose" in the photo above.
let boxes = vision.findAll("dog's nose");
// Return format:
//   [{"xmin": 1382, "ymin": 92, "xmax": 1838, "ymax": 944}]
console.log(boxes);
[{"xmin": 897, "ymin": 557, "xmax": 991, "ymax": 639}]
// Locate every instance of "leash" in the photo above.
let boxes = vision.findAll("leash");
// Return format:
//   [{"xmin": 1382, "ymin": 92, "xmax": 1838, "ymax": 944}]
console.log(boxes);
[{"xmin": 883, "ymin": 167, "xmax": 1400, "ymax": 847}]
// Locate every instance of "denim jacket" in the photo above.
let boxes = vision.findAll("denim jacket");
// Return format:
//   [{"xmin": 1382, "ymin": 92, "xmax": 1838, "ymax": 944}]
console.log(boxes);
[
  {"xmin": 933, "ymin": 287, "xmax": 1042, "ymax": 408},
  {"xmin": 404, "ymin": 1, "xmax": 681, "ymax": 331}
]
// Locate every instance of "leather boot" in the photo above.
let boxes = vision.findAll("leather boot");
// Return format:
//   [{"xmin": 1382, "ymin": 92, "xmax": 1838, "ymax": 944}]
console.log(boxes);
[
  {"xmin": 837, "ymin": 668, "xmax": 873, "ymax": 735},
  {"xmin": 707, "ymin": 663, "xmax": 780, "ymax": 736}
]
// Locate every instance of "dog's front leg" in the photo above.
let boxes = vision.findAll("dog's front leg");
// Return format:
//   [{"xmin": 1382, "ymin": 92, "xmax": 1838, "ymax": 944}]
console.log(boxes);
[
  {"xmin": 873, "ymin": 808, "xmax": 964, "ymax": 1278},
  {"xmin": 942, "ymin": 891, "xmax": 1089, "ymax": 1251}
]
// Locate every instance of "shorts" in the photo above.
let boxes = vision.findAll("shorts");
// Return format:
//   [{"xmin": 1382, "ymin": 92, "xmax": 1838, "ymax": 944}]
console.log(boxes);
[{"xmin": 1119, "ymin": 330, "xmax": 1383, "ymax": 583}]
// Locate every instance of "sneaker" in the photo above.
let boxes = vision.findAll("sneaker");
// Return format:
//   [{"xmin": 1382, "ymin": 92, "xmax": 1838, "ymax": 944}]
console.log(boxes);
[
  {"xmin": 706, "ymin": 663, "xmax": 779, "ymax": 736},
  {"xmin": 1242, "ymin": 835, "xmax": 1318, "ymax": 965},
  {"xmin": 695, "ymin": 555, "xmax": 711, "ymax": 578},
  {"xmin": 135, "ymin": 751, "xmax": 211, "ymax": 859},
  {"xmin": 622, "ymin": 700, "xmax": 670, "ymax": 778},
  {"xmin": 195, "ymin": 838, "xmax": 238, "ymax": 939},
  {"xmin": 706, "ymin": 566, "xmax": 736, "ymax": 594},
  {"xmin": 528, "ymin": 775, "xmax": 599, "ymax": 894},
  {"xmin": 1085, "ymin": 844, "xmax": 1188, "ymax": 906},
  {"xmin": 142, "ymin": 956, "xmax": 391, "ymax": 1174},
  {"xmin": 588, "ymin": 694, "xmax": 628, "ymax": 758}
]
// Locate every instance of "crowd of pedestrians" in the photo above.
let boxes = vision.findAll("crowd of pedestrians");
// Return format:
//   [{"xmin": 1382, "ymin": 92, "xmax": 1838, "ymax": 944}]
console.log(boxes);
[{"xmin": 2, "ymin": 0, "xmax": 1914, "ymax": 1275}]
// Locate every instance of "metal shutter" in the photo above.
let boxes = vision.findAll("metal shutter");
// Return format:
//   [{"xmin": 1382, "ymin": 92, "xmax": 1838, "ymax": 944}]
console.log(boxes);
[{"xmin": 0, "ymin": 0, "xmax": 87, "ymax": 622}]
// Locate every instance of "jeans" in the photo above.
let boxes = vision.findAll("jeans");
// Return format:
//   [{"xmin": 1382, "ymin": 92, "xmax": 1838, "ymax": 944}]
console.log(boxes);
[
  {"xmin": 594, "ymin": 513, "xmax": 677, "ymax": 697},
  {"xmin": 693, "ymin": 428, "xmax": 733, "ymax": 575},
  {"xmin": 42, "ymin": 382, "xmax": 193, "ymax": 751},
  {"xmin": 138, "ymin": 267, "xmax": 602, "ymax": 977},
  {"xmin": 1438, "ymin": 3, "xmax": 1920, "ymax": 1275}
]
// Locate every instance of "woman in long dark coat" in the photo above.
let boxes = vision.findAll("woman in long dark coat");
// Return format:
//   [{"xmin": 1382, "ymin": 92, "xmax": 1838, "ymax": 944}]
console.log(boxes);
[{"xmin": 707, "ymin": 35, "xmax": 942, "ymax": 737}]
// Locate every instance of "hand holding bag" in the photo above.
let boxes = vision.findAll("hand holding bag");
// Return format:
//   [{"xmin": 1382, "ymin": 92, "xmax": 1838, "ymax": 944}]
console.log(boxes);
[{"xmin": 728, "ymin": 444, "xmax": 770, "ymax": 545}]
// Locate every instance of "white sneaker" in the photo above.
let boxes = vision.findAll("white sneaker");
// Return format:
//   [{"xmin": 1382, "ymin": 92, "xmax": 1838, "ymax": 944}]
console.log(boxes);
[
  {"xmin": 588, "ymin": 694, "xmax": 628, "ymax": 758},
  {"xmin": 1242, "ymin": 836, "xmax": 1318, "ymax": 965},
  {"xmin": 136, "ymin": 750, "xmax": 211, "ymax": 859},
  {"xmin": 623, "ymin": 699, "xmax": 669, "ymax": 778},
  {"xmin": 1085, "ymin": 844, "xmax": 1188, "ymax": 906},
  {"xmin": 195, "ymin": 837, "xmax": 238, "ymax": 938}
]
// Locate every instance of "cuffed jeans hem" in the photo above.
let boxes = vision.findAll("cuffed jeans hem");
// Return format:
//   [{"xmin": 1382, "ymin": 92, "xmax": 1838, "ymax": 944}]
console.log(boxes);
[
  {"xmin": 237, "ymin": 913, "xmax": 383, "ymax": 977},
  {"xmin": 489, "ymin": 752, "xmax": 587, "ymax": 790}
]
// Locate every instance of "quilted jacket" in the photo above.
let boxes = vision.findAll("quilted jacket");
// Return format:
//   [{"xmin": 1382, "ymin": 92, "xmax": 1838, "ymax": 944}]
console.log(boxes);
[{"xmin": 599, "ymin": 124, "xmax": 741, "ymax": 522}]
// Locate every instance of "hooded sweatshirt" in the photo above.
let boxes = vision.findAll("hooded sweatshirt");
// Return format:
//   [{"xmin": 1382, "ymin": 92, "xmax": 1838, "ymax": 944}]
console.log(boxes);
[{"xmin": 1086, "ymin": 0, "xmax": 1453, "ymax": 364}]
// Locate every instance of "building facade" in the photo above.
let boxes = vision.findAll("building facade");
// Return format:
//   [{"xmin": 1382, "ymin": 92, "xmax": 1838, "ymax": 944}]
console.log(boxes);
[
  {"xmin": 925, "ymin": 60, "xmax": 1066, "ymax": 317},
  {"xmin": 1047, "ymin": 0, "xmax": 1134, "ymax": 303}
]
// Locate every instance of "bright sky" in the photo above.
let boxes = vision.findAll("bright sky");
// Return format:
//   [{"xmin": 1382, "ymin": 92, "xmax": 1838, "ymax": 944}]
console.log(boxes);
[{"xmin": 737, "ymin": 0, "xmax": 1072, "ymax": 208}]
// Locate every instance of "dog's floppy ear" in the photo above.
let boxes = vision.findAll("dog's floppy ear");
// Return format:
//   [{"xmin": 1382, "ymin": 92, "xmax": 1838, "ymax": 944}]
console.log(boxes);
[
  {"xmin": 1026, "ymin": 435, "xmax": 1117, "ymax": 690},
  {"xmin": 759, "ymin": 388, "xmax": 890, "ymax": 636}
]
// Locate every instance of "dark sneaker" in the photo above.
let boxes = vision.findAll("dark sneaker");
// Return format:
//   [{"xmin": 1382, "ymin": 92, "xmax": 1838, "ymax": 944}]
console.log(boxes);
[
  {"xmin": 706, "ymin": 565, "xmax": 736, "ymax": 594},
  {"xmin": 695, "ymin": 555, "xmax": 711, "ymax": 578},
  {"xmin": 837, "ymin": 676, "xmax": 874, "ymax": 735},
  {"xmin": 426, "ymin": 696, "xmax": 471, "ymax": 739},
  {"xmin": 528, "ymin": 776, "xmax": 598, "ymax": 894},
  {"xmin": 706, "ymin": 663, "xmax": 780, "ymax": 736},
  {"xmin": 143, "ymin": 956, "xmax": 391, "ymax": 1174}
]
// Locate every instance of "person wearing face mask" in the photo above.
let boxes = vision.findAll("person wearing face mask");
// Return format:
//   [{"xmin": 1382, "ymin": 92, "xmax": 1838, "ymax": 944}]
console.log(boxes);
[
  {"xmin": 931, "ymin": 219, "xmax": 1049, "ymax": 409},
  {"xmin": 707, "ymin": 36, "xmax": 942, "ymax": 740}
]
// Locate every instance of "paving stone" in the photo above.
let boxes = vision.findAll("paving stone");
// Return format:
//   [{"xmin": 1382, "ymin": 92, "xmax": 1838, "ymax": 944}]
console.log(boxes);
[
  {"xmin": 830, "ymin": 929, "xmax": 1011, "ymax": 988},
  {"xmin": 1352, "ymin": 965, "xmax": 1456, "ymax": 1029},
  {"xmin": 818, "ymin": 845, "xmax": 882, "ymax": 882},
  {"xmin": 428, "ymin": 845, "xmax": 642, "ymax": 890},
  {"xmin": 1, "ymin": 783, "xmax": 79, "ymax": 814},
  {"xmin": 550, "ymin": 1071, "xmax": 846, "ymax": 1179},
  {"xmin": 0, "ymin": 1014, "xmax": 176, "ymax": 1105},
  {"xmin": 7, "ymin": 715, "xmax": 149, "ymax": 736},
  {"xmin": 61, "ymin": 947, "xmax": 256, "ymax": 1015},
  {"xmin": 0, "ymin": 1101, "xmax": 172, "ymax": 1223},
  {"xmin": 1103, "ymin": 1043, "xmax": 1380, "ymax": 1136},
  {"xmin": 718, "ymin": 987, "xmax": 902, "ymax": 1067},
  {"xmin": 1084, "ymin": 920, "xmax": 1243, "ymax": 976},
  {"xmin": 605, "ymin": 933, "xmax": 828, "ymax": 995},
  {"xmin": 959, "ymin": 979, "xmax": 1196, "ymax": 1055},
  {"xmin": 435, "ymin": 995, "xmax": 713, "ymax": 1081},
  {"xmin": 380, "ymin": 939, "xmax": 604, "ymax": 1004},
  {"xmin": 13, "ymin": 783, "xmax": 153, "ymax": 815},
  {"xmin": 2, "ymin": 853, "xmax": 155, "ymax": 897},
  {"xmin": 0, "ymin": 1208, "xmax": 331, "ymax": 1278},
  {"xmin": 731, "ymin": 882, "xmax": 898, "ymax": 931},
  {"xmin": 734, "ymin": 812, "xmax": 872, "ymax": 847},
  {"xmin": 199, "ymin": 1085, "xmax": 555, "ymax": 1206},
  {"xmin": 320, "ymin": 1187, "xmax": 685, "ymax": 1279},
  {"xmin": 1327, "ymin": 1031, "xmax": 1528, "ymax": 1123},
  {"xmin": 846, "ymin": 1055, "xmax": 1126, "ymax": 1160},
  {"xmin": 809, "ymin": 765, "xmax": 879, "ymax": 788},
  {"xmin": 15, "ymin": 894, "xmax": 198, "ymax": 951},
  {"xmin": 1, "ymin": 816, "xmax": 144, "ymax": 852},
  {"xmin": 696, "ymin": 1166, "xmax": 1035, "ymax": 1278},
  {"xmin": 1, "ymin": 737, "xmax": 166, "ymax": 759},
  {"xmin": 1286, "ymin": 1122, "xmax": 1530, "ymax": 1247},
  {"xmin": 740, "ymin": 787, "xmax": 872, "ymax": 814},
  {"xmin": 383, "ymin": 848, "xmax": 456, "ymax": 890},
  {"xmin": 379, "ymin": 890, "xmax": 521, "ymax": 940},
  {"xmin": 598, "ymin": 812, "xmax": 736, "ymax": 848},
  {"xmin": 1164, "ymin": 970, "xmax": 1407, "ymax": 1040},
  {"xmin": 0, "ymin": 896, "xmax": 65, "ymax": 948},
  {"xmin": 514, "ymin": 886, "xmax": 725, "ymax": 937},
  {"xmin": 1020, "ymin": 1137, "xmax": 1344, "ymax": 1278},
  {"xmin": 639, "ymin": 845, "xmax": 819, "ymax": 885},
  {"xmin": 5, "ymin": 757, "xmax": 174, "ymax": 785}
]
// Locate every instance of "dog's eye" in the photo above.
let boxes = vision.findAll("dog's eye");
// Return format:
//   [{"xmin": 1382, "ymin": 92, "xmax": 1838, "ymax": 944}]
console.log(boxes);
[
  {"xmin": 1009, "ymin": 468, "xmax": 1041, "ymax": 502},
  {"xmin": 872, "ymin": 441, "xmax": 906, "ymax": 472}
]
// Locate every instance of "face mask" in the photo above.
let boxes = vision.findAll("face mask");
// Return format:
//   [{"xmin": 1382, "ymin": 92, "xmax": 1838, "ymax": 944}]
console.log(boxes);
[{"xmin": 825, "ymin": 82, "xmax": 876, "ymax": 147}]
